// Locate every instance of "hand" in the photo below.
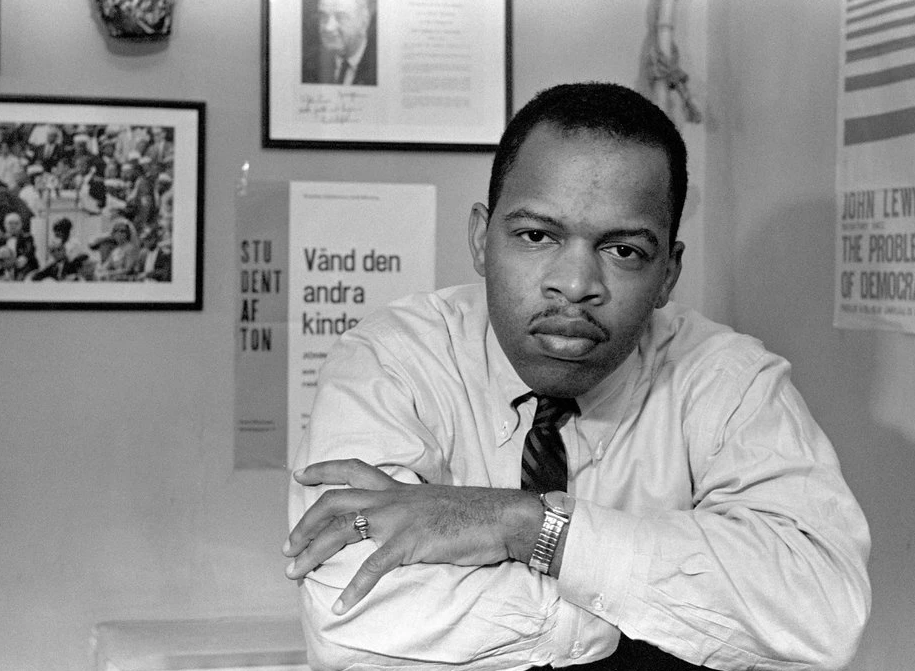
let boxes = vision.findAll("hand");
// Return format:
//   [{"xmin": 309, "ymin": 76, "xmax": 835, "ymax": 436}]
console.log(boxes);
[{"xmin": 284, "ymin": 458, "xmax": 542, "ymax": 614}]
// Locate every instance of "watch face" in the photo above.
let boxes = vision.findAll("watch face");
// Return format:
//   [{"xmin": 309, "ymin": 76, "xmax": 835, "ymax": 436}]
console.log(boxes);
[{"xmin": 544, "ymin": 490, "xmax": 575, "ymax": 515}]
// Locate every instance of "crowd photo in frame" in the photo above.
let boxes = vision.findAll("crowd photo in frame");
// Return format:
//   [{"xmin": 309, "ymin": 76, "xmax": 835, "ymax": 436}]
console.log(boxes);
[
  {"xmin": 262, "ymin": 0, "xmax": 512, "ymax": 151},
  {"xmin": 0, "ymin": 96, "xmax": 205, "ymax": 310}
]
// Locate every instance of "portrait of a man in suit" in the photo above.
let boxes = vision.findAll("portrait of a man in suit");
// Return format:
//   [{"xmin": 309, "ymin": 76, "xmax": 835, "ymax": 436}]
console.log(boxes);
[{"xmin": 301, "ymin": 0, "xmax": 377, "ymax": 86}]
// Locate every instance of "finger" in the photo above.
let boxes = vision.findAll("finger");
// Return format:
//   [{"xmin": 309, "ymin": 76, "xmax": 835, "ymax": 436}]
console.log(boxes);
[
  {"xmin": 293, "ymin": 458, "xmax": 398, "ymax": 490},
  {"xmin": 285, "ymin": 488, "xmax": 383, "ymax": 557},
  {"xmin": 285, "ymin": 512, "xmax": 367, "ymax": 580},
  {"xmin": 331, "ymin": 542, "xmax": 402, "ymax": 615}
]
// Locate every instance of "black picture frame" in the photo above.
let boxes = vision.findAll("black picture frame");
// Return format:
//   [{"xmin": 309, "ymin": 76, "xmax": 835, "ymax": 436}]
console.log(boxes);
[
  {"xmin": 0, "ymin": 95, "xmax": 205, "ymax": 310},
  {"xmin": 262, "ymin": 0, "xmax": 512, "ymax": 151}
]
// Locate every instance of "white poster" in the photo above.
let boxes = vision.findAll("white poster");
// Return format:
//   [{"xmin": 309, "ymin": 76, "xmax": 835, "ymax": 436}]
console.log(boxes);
[
  {"xmin": 835, "ymin": 1, "xmax": 915, "ymax": 332},
  {"xmin": 285, "ymin": 181, "xmax": 435, "ymax": 464},
  {"xmin": 234, "ymin": 181, "xmax": 436, "ymax": 468}
]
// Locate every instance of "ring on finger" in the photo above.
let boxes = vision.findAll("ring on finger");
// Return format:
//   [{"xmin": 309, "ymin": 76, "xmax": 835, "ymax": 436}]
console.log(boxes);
[{"xmin": 353, "ymin": 512, "xmax": 370, "ymax": 540}]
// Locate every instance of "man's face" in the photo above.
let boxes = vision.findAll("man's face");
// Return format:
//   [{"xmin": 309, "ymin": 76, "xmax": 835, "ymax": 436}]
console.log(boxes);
[
  {"xmin": 112, "ymin": 225, "xmax": 130, "ymax": 243},
  {"xmin": 469, "ymin": 124, "xmax": 683, "ymax": 398},
  {"xmin": 318, "ymin": 0, "xmax": 370, "ymax": 57},
  {"xmin": 4, "ymin": 214, "xmax": 22, "ymax": 236}
]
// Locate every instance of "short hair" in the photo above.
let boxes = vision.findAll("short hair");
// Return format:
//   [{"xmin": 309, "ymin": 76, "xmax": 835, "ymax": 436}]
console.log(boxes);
[
  {"xmin": 53, "ymin": 217, "xmax": 73, "ymax": 235},
  {"xmin": 487, "ymin": 82, "xmax": 688, "ymax": 246}
]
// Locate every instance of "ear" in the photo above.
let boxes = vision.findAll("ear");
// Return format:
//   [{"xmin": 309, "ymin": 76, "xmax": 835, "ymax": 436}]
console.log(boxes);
[
  {"xmin": 655, "ymin": 240, "xmax": 685, "ymax": 308},
  {"xmin": 468, "ymin": 202, "xmax": 489, "ymax": 277}
]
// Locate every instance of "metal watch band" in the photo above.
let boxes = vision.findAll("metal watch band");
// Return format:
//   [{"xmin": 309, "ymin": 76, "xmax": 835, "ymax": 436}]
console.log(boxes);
[{"xmin": 529, "ymin": 507, "xmax": 569, "ymax": 574}]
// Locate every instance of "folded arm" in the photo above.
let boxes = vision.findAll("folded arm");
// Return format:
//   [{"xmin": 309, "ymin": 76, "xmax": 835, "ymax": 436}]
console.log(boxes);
[
  {"xmin": 286, "ymin": 334, "xmax": 620, "ymax": 669},
  {"xmin": 556, "ymin": 357, "xmax": 872, "ymax": 670}
]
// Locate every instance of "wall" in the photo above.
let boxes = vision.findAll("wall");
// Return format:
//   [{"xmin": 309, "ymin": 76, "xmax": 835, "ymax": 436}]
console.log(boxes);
[
  {"xmin": 0, "ymin": 2, "xmax": 709, "ymax": 670},
  {"xmin": 5, "ymin": 1, "xmax": 912, "ymax": 670},
  {"xmin": 706, "ymin": 1, "xmax": 915, "ymax": 669}
]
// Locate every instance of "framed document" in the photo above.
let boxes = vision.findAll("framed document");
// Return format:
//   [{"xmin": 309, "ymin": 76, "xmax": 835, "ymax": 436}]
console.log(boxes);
[
  {"xmin": 0, "ymin": 96, "xmax": 204, "ymax": 310},
  {"xmin": 262, "ymin": 0, "xmax": 512, "ymax": 151}
]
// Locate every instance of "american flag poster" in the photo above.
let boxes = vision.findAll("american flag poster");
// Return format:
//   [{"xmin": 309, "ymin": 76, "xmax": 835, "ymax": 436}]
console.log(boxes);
[{"xmin": 836, "ymin": 0, "xmax": 915, "ymax": 332}]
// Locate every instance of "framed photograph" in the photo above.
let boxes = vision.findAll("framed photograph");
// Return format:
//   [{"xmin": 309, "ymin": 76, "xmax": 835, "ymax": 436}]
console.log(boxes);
[
  {"xmin": 0, "ymin": 96, "xmax": 205, "ymax": 310},
  {"xmin": 262, "ymin": 0, "xmax": 512, "ymax": 151}
]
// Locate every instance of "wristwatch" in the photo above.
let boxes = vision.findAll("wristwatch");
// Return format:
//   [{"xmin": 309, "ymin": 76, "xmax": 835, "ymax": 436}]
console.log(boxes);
[{"xmin": 529, "ymin": 490, "xmax": 575, "ymax": 574}]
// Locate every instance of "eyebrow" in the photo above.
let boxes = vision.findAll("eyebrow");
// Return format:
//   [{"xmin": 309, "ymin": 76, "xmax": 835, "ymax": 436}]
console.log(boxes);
[{"xmin": 503, "ymin": 207, "xmax": 661, "ymax": 249}]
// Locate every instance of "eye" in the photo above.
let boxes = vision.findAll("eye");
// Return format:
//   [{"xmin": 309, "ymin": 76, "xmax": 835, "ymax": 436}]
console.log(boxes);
[
  {"xmin": 518, "ymin": 230, "xmax": 554, "ymax": 244},
  {"xmin": 605, "ymin": 244, "xmax": 648, "ymax": 267},
  {"xmin": 609, "ymin": 245, "xmax": 638, "ymax": 259}
]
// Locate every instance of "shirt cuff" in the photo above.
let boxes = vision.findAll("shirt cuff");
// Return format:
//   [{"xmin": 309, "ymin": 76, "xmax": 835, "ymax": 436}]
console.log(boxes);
[{"xmin": 557, "ymin": 500, "xmax": 643, "ymax": 624}]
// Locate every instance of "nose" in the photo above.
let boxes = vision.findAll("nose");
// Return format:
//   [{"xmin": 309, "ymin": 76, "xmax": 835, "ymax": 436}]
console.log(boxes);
[
  {"xmin": 321, "ymin": 14, "xmax": 339, "ymax": 31},
  {"xmin": 541, "ymin": 243, "xmax": 607, "ymax": 304}
]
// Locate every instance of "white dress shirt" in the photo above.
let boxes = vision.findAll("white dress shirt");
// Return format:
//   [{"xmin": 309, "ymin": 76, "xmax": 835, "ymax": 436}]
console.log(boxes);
[{"xmin": 289, "ymin": 283, "xmax": 870, "ymax": 671}]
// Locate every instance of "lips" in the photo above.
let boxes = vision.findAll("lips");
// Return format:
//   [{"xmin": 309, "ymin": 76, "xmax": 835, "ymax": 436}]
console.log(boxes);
[{"xmin": 530, "ymin": 315, "xmax": 607, "ymax": 359}]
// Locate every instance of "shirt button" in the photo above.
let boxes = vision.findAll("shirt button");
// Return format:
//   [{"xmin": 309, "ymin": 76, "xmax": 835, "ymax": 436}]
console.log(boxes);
[
  {"xmin": 570, "ymin": 641, "xmax": 584, "ymax": 658},
  {"xmin": 591, "ymin": 593, "xmax": 605, "ymax": 611}
]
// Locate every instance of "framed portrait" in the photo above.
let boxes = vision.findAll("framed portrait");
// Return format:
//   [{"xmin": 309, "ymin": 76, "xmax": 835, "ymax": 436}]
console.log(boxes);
[
  {"xmin": 0, "ymin": 96, "xmax": 205, "ymax": 310},
  {"xmin": 262, "ymin": 0, "xmax": 512, "ymax": 151}
]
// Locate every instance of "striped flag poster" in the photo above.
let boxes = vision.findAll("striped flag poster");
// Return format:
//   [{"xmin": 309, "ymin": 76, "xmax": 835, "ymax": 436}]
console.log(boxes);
[{"xmin": 836, "ymin": 0, "xmax": 915, "ymax": 332}]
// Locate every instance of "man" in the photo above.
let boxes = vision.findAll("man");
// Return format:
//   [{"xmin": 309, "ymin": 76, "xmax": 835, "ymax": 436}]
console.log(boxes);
[
  {"xmin": 302, "ymin": 0, "xmax": 377, "ymax": 86},
  {"xmin": 121, "ymin": 158, "xmax": 155, "ymax": 233},
  {"xmin": 0, "ymin": 182, "xmax": 34, "ymax": 236},
  {"xmin": 31, "ymin": 240, "xmax": 72, "ymax": 281},
  {"xmin": 51, "ymin": 217, "xmax": 89, "ymax": 272},
  {"xmin": 135, "ymin": 226, "xmax": 172, "ymax": 282},
  {"xmin": 86, "ymin": 234, "xmax": 118, "ymax": 281},
  {"xmin": 285, "ymin": 83, "xmax": 870, "ymax": 670},
  {"xmin": 2, "ymin": 211, "xmax": 38, "ymax": 280},
  {"xmin": 32, "ymin": 126, "xmax": 66, "ymax": 173},
  {"xmin": 17, "ymin": 164, "xmax": 46, "ymax": 216},
  {"xmin": 0, "ymin": 140, "xmax": 24, "ymax": 190},
  {"xmin": 0, "ymin": 245, "xmax": 16, "ymax": 280},
  {"xmin": 143, "ymin": 126, "xmax": 174, "ymax": 179}
]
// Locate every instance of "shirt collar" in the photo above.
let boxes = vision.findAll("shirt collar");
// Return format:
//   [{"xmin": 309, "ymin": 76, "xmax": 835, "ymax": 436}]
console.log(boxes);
[
  {"xmin": 337, "ymin": 37, "xmax": 367, "ymax": 73},
  {"xmin": 485, "ymin": 325, "xmax": 529, "ymax": 447}
]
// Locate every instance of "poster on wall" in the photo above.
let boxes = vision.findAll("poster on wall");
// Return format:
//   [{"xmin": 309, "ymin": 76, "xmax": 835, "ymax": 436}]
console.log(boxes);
[
  {"xmin": 835, "ymin": 1, "xmax": 915, "ymax": 333},
  {"xmin": 262, "ymin": 0, "xmax": 512, "ymax": 150},
  {"xmin": 234, "ymin": 180, "xmax": 436, "ymax": 468}
]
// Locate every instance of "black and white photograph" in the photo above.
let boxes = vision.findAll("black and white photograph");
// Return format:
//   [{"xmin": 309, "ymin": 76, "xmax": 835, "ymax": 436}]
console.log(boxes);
[
  {"xmin": 4, "ymin": 4, "xmax": 914, "ymax": 671},
  {"xmin": 300, "ymin": 0, "xmax": 378, "ymax": 86},
  {"xmin": 263, "ymin": 0, "xmax": 511, "ymax": 150},
  {"xmin": 0, "ymin": 96, "xmax": 204, "ymax": 309}
]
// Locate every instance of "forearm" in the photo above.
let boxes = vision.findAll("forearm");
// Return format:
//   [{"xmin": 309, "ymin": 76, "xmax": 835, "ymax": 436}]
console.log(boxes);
[
  {"xmin": 558, "ymin": 500, "xmax": 870, "ymax": 670},
  {"xmin": 289, "ymin": 471, "xmax": 619, "ymax": 669},
  {"xmin": 299, "ymin": 552, "xmax": 558, "ymax": 670}
]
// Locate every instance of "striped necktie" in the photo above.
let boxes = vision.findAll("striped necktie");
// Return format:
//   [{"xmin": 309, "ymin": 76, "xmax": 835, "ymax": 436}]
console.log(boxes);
[{"xmin": 521, "ymin": 396, "xmax": 579, "ymax": 493}]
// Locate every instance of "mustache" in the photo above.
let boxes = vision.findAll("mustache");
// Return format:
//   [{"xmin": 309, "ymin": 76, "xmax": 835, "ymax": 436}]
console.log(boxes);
[{"xmin": 528, "ymin": 306, "xmax": 611, "ymax": 339}]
